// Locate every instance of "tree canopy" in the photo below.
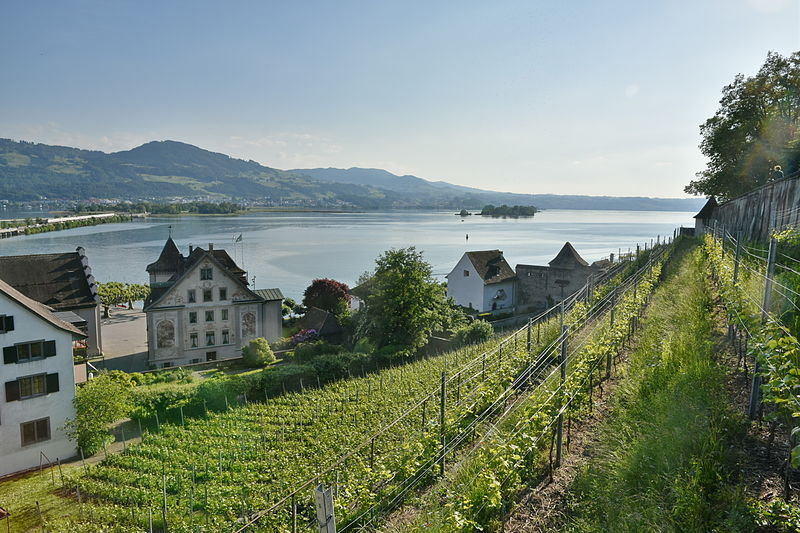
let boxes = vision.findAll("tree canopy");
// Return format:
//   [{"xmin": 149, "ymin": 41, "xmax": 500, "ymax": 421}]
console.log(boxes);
[
  {"xmin": 302, "ymin": 278, "xmax": 351, "ymax": 317},
  {"xmin": 686, "ymin": 51, "xmax": 800, "ymax": 200},
  {"xmin": 97, "ymin": 281, "xmax": 150, "ymax": 317},
  {"xmin": 357, "ymin": 247, "xmax": 460, "ymax": 350}
]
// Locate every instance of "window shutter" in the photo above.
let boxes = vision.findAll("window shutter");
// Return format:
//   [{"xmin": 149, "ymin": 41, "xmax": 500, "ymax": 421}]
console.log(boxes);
[
  {"xmin": 46, "ymin": 373, "xmax": 60, "ymax": 394},
  {"xmin": 43, "ymin": 340, "xmax": 57, "ymax": 358},
  {"xmin": 3, "ymin": 316, "xmax": 13, "ymax": 332},
  {"xmin": 3, "ymin": 346, "xmax": 17, "ymax": 364},
  {"xmin": 5, "ymin": 380, "xmax": 20, "ymax": 402}
]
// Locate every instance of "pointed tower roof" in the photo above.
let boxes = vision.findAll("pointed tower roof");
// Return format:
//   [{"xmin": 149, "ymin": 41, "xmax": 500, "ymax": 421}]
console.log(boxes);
[
  {"xmin": 146, "ymin": 237, "xmax": 184, "ymax": 273},
  {"xmin": 549, "ymin": 242, "xmax": 589, "ymax": 268},
  {"xmin": 693, "ymin": 197, "xmax": 718, "ymax": 219}
]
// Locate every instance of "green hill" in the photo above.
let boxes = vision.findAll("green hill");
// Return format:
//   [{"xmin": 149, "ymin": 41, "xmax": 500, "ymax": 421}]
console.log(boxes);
[{"xmin": 0, "ymin": 138, "xmax": 705, "ymax": 211}]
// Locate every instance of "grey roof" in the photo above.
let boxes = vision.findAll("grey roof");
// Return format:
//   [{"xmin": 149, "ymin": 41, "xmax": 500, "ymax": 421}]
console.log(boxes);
[
  {"xmin": 464, "ymin": 250, "xmax": 516, "ymax": 285},
  {"xmin": 146, "ymin": 237, "xmax": 183, "ymax": 273},
  {"xmin": 53, "ymin": 310, "xmax": 88, "ymax": 327},
  {"xmin": 0, "ymin": 278, "xmax": 86, "ymax": 337},
  {"xmin": 549, "ymin": 242, "xmax": 589, "ymax": 268},
  {"xmin": 0, "ymin": 251, "xmax": 98, "ymax": 310},
  {"xmin": 694, "ymin": 197, "xmax": 718, "ymax": 219},
  {"xmin": 253, "ymin": 288, "xmax": 284, "ymax": 301}
]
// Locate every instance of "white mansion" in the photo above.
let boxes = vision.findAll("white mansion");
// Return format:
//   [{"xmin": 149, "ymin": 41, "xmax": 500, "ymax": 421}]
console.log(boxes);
[{"xmin": 144, "ymin": 238, "xmax": 283, "ymax": 368}]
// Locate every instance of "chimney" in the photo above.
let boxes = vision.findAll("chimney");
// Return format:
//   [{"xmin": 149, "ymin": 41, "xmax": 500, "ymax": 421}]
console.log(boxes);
[
  {"xmin": 208, "ymin": 243, "xmax": 214, "ymax": 251},
  {"xmin": 189, "ymin": 245, "xmax": 194, "ymax": 254}
]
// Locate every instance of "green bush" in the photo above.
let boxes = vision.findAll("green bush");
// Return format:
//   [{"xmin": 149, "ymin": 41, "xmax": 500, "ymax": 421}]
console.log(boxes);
[
  {"xmin": 353, "ymin": 337, "xmax": 376, "ymax": 354},
  {"xmin": 242, "ymin": 338, "xmax": 276, "ymax": 366},
  {"xmin": 312, "ymin": 352, "xmax": 368, "ymax": 381},
  {"xmin": 64, "ymin": 373, "xmax": 133, "ymax": 455},
  {"xmin": 453, "ymin": 320, "xmax": 495, "ymax": 346},
  {"xmin": 293, "ymin": 340, "xmax": 339, "ymax": 362}
]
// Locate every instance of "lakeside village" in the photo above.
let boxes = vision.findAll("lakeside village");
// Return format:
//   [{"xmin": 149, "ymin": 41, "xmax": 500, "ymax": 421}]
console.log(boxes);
[{"xmin": 0, "ymin": 218, "xmax": 677, "ymax": 479}]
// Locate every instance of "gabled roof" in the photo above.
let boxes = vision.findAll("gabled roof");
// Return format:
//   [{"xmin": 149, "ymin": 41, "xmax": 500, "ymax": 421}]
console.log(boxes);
[
  {"xmin": 549, "ymin": 242, "xmax": 589, "ymax": 268},
  {"xmin": 146, "ymin": 237, "xmax": 183, "ymax": 273},
  {"xmin": 0, "ymin": 278, "xmax": 85, "ymax": 337},
  {"xmin": 253, "ymin": 288, "xmax": 284, "ymax": 301},
  {"xmin": 0, "ymin": 250, "xmax": 98, "ymax": 309},
  {"xmin": 464, "ymin": 250, "xmax": 516, "ymax": 285},
  {"xmin": 296, "ymin": 306, "xmax": 342, "ymax": 336},
  {"xmin": 693, "ymin": 197, "xmax": 718, "ymax": 219},
  {"xmin": 144, "ymin": 246, "xmax": 262, "ymax": 310}
]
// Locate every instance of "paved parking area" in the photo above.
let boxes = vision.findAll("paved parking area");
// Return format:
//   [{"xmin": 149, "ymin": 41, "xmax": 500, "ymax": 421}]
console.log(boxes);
[{"xmin": 98, "ymin": 307, "xmax": 149, "ymax": 373}]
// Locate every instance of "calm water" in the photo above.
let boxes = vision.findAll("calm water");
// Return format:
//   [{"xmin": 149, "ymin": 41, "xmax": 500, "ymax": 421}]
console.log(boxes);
[{"xmin": 0, "ymin": 210, "xmax": 695, "ymax": 300}]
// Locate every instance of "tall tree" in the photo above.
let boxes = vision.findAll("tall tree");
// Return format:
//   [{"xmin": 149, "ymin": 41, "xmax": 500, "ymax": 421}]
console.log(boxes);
[
  {"xmin": 358, "ymin": 247, "xmax": 453, "ymax": 350},
  {"xmin": 302, "ymin": 278, "xmax": 351, "ymax": 317},
  {"xmin": 686, "ymin": 51, "xmax": 800, "ymax": 200}
]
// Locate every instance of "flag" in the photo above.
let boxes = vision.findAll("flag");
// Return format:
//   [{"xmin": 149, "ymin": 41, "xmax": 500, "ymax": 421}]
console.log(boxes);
[{"xmin": 235, "ymin": 233, "xmax": 243, "ymax": 243}]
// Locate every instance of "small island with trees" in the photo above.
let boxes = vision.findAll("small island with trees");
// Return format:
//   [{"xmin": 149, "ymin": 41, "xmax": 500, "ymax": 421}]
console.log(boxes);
[{"xmin": 480, "ymin": 204, "xmax": 539, "ymax": 218}]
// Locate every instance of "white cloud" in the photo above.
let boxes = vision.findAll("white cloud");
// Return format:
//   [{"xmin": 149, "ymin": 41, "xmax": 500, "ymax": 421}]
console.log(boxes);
[{"xmin": 624, "ymin": 84, "xmax": 640, "ymax": 98}]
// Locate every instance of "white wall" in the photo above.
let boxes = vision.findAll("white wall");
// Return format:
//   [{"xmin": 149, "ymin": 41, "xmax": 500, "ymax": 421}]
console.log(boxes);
[
  {"xmin": 0, "ymin": 296, "xmax": 77, "ymax": 477},
  {"xmin": 446, "ymin": 255, "xmax": 484, "ymax": 311},
  {"xmin": 261, "ymin": 300, "xmax": 282, "ymax": 342},
  {"xmin": 482, "ymin": 279, "xmax": 516, "ymax": 312},
  {"xmin": 146, "ymin": 258, "xmax": 272, "ymax": 367}
]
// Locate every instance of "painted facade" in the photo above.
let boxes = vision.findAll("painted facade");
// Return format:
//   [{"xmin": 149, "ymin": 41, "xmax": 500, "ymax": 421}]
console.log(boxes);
[{"xmin": 144, "ymin": 240, "xmax": 282, "ymax": 368}]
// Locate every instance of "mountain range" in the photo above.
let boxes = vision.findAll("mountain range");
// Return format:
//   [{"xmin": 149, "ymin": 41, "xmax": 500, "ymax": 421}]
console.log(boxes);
[{"xmin": 0, "ymin": 138, "xmax": 705, "ymax": 211}]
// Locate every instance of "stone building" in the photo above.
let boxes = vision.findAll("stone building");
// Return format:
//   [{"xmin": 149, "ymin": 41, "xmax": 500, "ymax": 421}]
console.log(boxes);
[
  {"xmin": 0, "ymin": 248, "xmax": 102, "ymax": 357},
  {"xmin": 0, "ymin": 278, "xmax": 84, "ymax": 477},
  {"xmin": 143, "ymin": 239, "xmax": 283, "ymax": 368},
  {"xmin": 515, "ymin": 242, "xmax": 607, "ymax": 310}
]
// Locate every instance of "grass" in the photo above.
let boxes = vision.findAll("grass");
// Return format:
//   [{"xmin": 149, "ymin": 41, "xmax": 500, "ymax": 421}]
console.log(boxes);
[
  {"xmin": 563, "ymin": 243, "xmax": 755, "ymax": 532},
  {"xmin": 0, "ymin": 462, "xmax": 83, "ymax": 532}
]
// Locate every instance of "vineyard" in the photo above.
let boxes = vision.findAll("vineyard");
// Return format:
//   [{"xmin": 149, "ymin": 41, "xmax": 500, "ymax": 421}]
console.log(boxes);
[
  {"xmin": 3, "ymin": 241, "xmax": 672, "ymax": 533},
  {"xmin": 704, "ymin": 230, "xmax": 800, "ymax": 500}
]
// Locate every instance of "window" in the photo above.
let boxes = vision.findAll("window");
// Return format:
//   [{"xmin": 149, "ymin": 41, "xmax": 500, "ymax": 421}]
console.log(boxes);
[
  {"xmin": 0, "ymin": 315, "xmax": 13, "ymax": 334},
  {"xmin": 190, "ymin": 358, "xmax": 200, "ymax": 364},
  {"xmin": 187, "ymin": 290, "xmax": 196, "ymax": 303},
  {"xmin": 206, "ymin": 331, "xmax": 215, "ymax": 346},
  {"xmin": 205, "ymin": 310, "xmax": 214, "ymax": 322},
  {"xmin": 190, "ymin": 333, "xmax": 198, "ymax": 348},
  {"xmin": 19, "ymin": 374, "xmax": 46, "ymax": 399},
  {"xmin": 21, "ymin": 418, "xmax": 50, "ymax": 446},
  {"xmin": 203, "ymin": 289, "xmax": 213, "ymax": 302},
  {"xmin": 221, "ymin": 309, "xmax": 229, "ymax": 321},
  {"xmin": 222, "ymin": 329, "xmax": 230, "ymax": 344},
  {"xmin": 206, "ymin": 351, "xmax": 217, "ymax": 361},
  {"xmin": 219, "ymin": 287, "xmax": 227, "ymax": 301},
  {"xmin": 4, "ymin": 373, "xmax": 58, "ymax": 402},
  {"xmin": 189, "ymin": 312, "xmax": 197, "ymax": 324},
  {"xmin": 4, "ymin": 340, "xmax": 56, "ymax": 364},
  {"xmin": 463, "ymin": 270, "xmax": 470, "ymax": 277},
  {"xmin": 200, "ymin": 267, "xmax": 213, "ymax": 280},
  {"xmin": 162, "ymin": 362, "xmax": 172, "ymax": 368}
]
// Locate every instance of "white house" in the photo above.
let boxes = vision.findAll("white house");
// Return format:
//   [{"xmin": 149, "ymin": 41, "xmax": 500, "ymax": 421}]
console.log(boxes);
[
  {"xmin": 0, "ymin": 278, "xmax": 84, "ymax": 478},
  {"xmin": 144, "ymin": 239, "xmax": 283, "ymax": 368},
  {"xmin": 446, "ymin": 250, "xmax": 516, "ymax": 313}
]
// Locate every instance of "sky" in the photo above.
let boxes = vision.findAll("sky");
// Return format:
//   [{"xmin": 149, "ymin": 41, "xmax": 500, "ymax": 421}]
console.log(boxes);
[{"xmin": 1, "ymin": 1, "xmax": 798, "ymax": 198}]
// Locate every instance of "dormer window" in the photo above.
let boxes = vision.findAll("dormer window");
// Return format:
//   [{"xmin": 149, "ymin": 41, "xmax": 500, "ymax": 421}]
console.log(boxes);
[{"xmin": 200, "ymin": 267, "xmax": 213, "ymax": 280}]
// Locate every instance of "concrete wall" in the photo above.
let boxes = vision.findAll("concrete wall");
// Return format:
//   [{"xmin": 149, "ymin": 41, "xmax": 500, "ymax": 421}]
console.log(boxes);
[
  {"xmin": 705, "ymin": 175, "xmax": 800, "ymax": 242},
  {"xmin": 0, "ymin": 296, "xmax": 77, "ymax": 477},
  {"xmin": 74, "ymin": 305, "xmax": 102, "ymax": 356}
]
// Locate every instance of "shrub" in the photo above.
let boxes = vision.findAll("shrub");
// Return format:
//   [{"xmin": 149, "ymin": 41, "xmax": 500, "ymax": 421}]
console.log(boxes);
[
  {"xmin": 64, "ymin": 373, "xmax": 133, "ymax": 455},
  {"xmin": 242, "ymin": 338, "xmax": 276, "ymax": 367},
  {"xmin": 454, "ymin": 320, "xmax": 495, "ymax": 346},
  {"xmin": 291, "ymin": 329, "xmax": 319, "ymax": 345},
  {"xmin": 293, "ymin": 340, "xmax": 339, "ymax": 362},
  {"xmin": 353, "ymin": 337, "xmax": 376, "ymax": 354},
  {"xmin": 312, "ymin": 352, "xmax": 368, "ymax": 381}
]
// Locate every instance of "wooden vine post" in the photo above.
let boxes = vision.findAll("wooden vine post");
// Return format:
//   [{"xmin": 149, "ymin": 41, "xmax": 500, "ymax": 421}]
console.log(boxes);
[
  {"xmin": 555, "ymin": 324, "xmax": 568, "ymax": 467},
  {"xmin": 439, "ymin": 371, "xmax": 446, "ymax": 476}
]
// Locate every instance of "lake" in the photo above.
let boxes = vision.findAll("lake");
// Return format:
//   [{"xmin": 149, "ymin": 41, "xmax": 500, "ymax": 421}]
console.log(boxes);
[{"xmin": 0, "ymin": 210, "xmax": 695, "ymax": 301}]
